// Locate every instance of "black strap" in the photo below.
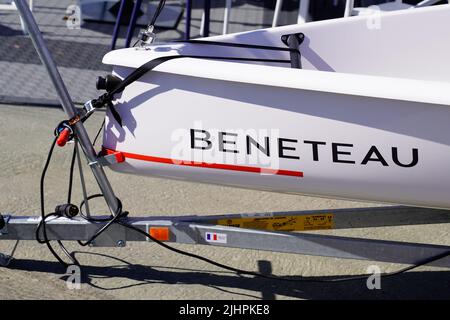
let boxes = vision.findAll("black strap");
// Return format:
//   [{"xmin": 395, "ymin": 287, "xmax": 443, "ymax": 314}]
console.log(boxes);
[
  {"xmin": 104, "ymin": 36, "xmax": 304, "ymax": 101},
  {"xmin": 176, "ymin": 39, "xmax": 299, "ymax": 53},
  {"xmin": 104, "ymin": 54, "xmax": 291, "ymax": 100},
  {"xmin": 98, "ymin": 38, "xmax": 303, "ymax": 124},
  {"xmin": 96, "ymin": 55, "xmax": 184, "ymax": 124},
  {"xmin": 106, "ymin": 55, "xmax": 181, "ymax": 98},
  {"xmin": 107, "ymin": 101, "xmax": 123, "ymax": 126},
  {"xmin": 98, "ymin": 54, "xmax": 290, "ymax": 125}
]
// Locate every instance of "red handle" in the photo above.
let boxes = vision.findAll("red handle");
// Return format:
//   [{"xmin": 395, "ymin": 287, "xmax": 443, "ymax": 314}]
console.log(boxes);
[{"xmin": 57, "ymin": 128, "xmax": 70, "ymax": 147}]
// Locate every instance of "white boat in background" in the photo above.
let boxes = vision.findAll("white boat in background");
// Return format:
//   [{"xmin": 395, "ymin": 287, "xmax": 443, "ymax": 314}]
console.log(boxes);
[{"xmin": 100, "ymin": 4, "xmax": 450, "ymax": 210}]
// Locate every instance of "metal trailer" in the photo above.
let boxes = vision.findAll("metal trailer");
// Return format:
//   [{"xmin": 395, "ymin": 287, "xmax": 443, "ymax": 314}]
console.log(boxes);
[{"xmin": 1, "ymin": 0, "xmax": 450, "ymax": 273}]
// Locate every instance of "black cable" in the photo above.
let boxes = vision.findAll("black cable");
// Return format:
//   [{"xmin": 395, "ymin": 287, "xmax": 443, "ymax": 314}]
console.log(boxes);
[
  {"xmin": 39, "ymin": 131, "xmax": 122, "ymax": 260},
  {"xmin": 77, "ymin": 199, "xmax": 124, "ymax": 247},
  {"xmin": 35, "ymin": 212, "xmax": 59, "ymax": 244},
  {"xmin": 67, "ymin": 144, "xmax": 77, "ymax": 204},
  {"xmin": 132, "ymin": 39, "xmax": 140, "ymax": 48},
  {"xmin": 38, "ymin": 137, "xmax": 75, "ymax": 267},
  {"xmin": 132, "ymin": 0, "xmax": 166, "ymax": 47},
  {"xmin": 150, "ymin": 0, "xmax": 166, "ymax": 26},
  {"xmin": 73, "ymin": 129, "xmax": 124, "ymax": 247},
  {"xmin": 93, "ymin": 119, "xmax": 105, "ymax": 146},
  {"xmin": 79, "ymin": 194, "xmax": 114, "ymax": 222},
  {"xmin": 118, "ymin": 221, "xmax": 450, "ymax": 283},
  {"xmin": 63, "ymin": 144, "xmax": 81, "ymax": 266}
]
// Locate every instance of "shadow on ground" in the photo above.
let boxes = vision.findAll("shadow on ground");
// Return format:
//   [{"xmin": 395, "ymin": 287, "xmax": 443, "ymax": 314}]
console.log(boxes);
[
  {"xmin": 0, "ymin": 23, "xmax": 24, "ymax": 37},
  {"xmin": 7, "ymin": 251, "xmax": 450, "ymax": 300}
]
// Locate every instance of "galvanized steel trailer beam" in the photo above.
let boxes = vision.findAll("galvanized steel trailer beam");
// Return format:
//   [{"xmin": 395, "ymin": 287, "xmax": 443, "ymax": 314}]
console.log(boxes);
[{"xmin": 1, "ymin": 206, "xmax": 450, "ymax": 268}]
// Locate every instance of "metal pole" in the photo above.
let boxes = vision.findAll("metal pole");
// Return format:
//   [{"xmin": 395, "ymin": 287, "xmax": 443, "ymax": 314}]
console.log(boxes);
[
  {"xmin": 272, "ymin": 0, "xmax": 283, "ymax": 27},
  {"xmin": 185, "ymin": 0, "xmax": 192, "ymax": 40},
  {"xmin": 297, "ymin": 0, "xmax": 309, "ymax": 24},
  {"xmin": 222, "ymin": 0, "xmax": 231, "ymax": 35},
  {"xmin": 110, "ymin": 0, "xmax": 127, "ymax": 50},
  {"xmin": 125, "ymin": 0, "xmax": 143, "ymax": 48},
  {"xmin": 344, "ymin": 0, "xmax": 354, "ymax": 17},
  {"xmin": 76, "ymin": 141, "xmax": 91, "ymax": 218},
  {"xmin": 13, "ymin": 0, "xmax": 121, "ymax": 216},
  {"xmin": 415, "ymin": 0, "xmax": 447, "ymax": 7},
  {"xmin": 203, "ymin": 0, "xmax": 210, "ymax": 37}
]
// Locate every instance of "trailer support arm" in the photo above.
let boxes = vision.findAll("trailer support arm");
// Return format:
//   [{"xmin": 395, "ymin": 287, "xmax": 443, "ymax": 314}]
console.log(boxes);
[{"xmin": 1, "ymin": 206, "xmax": 450, "ymax": 268}]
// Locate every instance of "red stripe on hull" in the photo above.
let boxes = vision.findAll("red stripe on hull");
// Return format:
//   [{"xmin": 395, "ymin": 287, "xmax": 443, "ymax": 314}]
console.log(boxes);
[{"xmin": 103, "ymin": 148, "xmax": 303, "ymax": 178}]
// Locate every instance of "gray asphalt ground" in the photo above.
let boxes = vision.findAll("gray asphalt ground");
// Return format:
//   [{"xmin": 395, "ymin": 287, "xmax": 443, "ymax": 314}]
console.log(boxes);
[{"xmin": 0, "ymin": 104, "xmax": 449, "ymax": 300}]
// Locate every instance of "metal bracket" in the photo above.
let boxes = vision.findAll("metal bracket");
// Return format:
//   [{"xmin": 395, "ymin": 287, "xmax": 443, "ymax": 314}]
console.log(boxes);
[
  {"xmin": 281, "ymin": 33, "xmax": 305, "ymax": 69},
  {"xmin": 89, "ymin": 223, "xmax": 127, "ymax": 247},
  {"xmin": 281, "ymin": 32, "xmax": 305, "ymax": 47},
  {"xmin": 97, "ymin": 153, "xmax": 125, "ymax": 167},
  {"xmin": 83, "ymin": 99, "xmax": 96, "ymax": 117}
]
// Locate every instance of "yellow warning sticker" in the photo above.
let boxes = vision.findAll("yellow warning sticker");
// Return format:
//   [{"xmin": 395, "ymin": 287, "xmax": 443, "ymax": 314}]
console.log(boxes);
[{"xmin": 216, "ymin": 214, "xmax": 333, "ymax": 231}]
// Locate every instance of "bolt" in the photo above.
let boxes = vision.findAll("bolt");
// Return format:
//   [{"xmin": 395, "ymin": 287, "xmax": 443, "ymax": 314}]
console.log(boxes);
[{"xmin": 116, "ymin": 240, "xmax": 125, "ymax": 247}]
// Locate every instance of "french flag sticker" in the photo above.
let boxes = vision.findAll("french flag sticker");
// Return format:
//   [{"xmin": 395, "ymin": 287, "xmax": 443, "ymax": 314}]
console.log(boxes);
[{"xmin": 205, "ymin": 232, "xmax": 227, "ymax": 244}]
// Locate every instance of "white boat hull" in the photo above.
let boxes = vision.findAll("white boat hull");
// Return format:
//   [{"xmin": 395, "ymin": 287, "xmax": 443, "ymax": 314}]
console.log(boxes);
[{"xmin": 101, "ymin": 5, "xmax": 450, "ymax": 209}]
